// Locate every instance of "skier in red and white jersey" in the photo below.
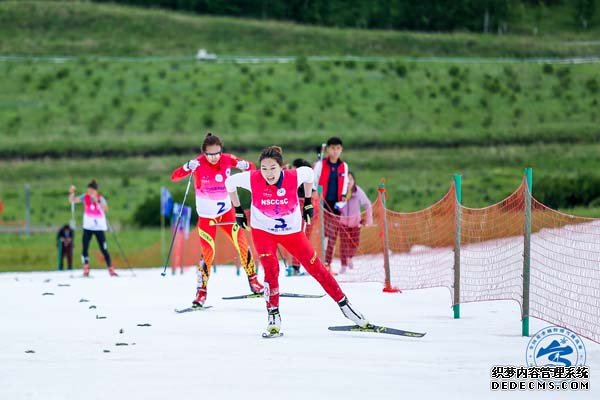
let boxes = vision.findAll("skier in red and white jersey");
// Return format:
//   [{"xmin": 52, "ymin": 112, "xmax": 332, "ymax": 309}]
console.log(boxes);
[
  {"xmin": 68, "ymin": 180, "xmax": 117, "ymax": 277},
  {"xmin": 171, "ymin": 132, "xmax": 263, "ymax": 308},
  {"xmin": 225, "ymin": 146, "xmax": 368, "ymax": 337}
]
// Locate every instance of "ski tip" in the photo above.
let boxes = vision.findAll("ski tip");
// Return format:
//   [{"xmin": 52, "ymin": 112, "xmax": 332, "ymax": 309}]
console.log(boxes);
[
  {"xmin": 262, "ymin": 332, "xmax": 284, "ymax": 339},
  {"xmin": 174, "ymin": 305, "xmax": 213, "ymax": 313}
]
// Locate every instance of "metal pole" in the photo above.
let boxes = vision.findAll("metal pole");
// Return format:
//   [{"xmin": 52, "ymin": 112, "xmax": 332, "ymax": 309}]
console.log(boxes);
[
  {"xmin": 161, "ymin": 174, "xmax": 193, "ymax": 276},
  {"xmin": 24, "ymin": 184, "xmax": 31, "ymax": 236},
  {"xmin": 106, "ymin": 219, "xmax": 135, "ymax": 276},
  {"xmin": 453, "ymin": 174, "xmax": 462, "ymax": 319},
  {"xmin": 161, "ymin": 211, "xmax": 165, "ymax": 263},
  {"xmin": 318, "ymin": 185, "xmax": 326, "ymax": 261},
  {"xmin": 70, "ymin": 201, "xmax": 76, "ymax": 230},
  {"xmin": 522, "ymin": 167, "xmax": 533, "ymax": 337}
]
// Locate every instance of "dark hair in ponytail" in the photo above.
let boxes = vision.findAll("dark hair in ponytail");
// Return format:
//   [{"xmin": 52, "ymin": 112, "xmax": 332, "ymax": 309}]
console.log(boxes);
[
  {"xmin": 87, "ymin": 179, "xmax": 98, "ymax": 190},
  {"xmin": 202, "ymin": 132, "xmax": 223, "ymax": 152},
  {"xmin": 259, "ymin": 146, "xmax": 284, "ymax": 166}
]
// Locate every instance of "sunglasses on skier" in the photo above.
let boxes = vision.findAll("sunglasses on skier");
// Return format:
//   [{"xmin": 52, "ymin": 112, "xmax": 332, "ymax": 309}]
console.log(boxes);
[{"xmin": 204, "ymin": 151, "xmax": 222, "ymax": 157}]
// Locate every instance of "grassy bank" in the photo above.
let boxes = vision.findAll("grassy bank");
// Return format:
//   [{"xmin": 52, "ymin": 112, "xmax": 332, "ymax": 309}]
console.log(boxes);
[
  {"xmin": 2, "ymin": 2, "xmax": 600, "ymax": 58},
  {"xmin": 1, "ymin": 58, "xmax": 599, "ymax": 158}
]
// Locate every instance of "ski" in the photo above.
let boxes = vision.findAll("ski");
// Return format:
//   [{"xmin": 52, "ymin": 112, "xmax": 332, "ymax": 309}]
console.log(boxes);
[
  {"xmin": 222, "ymin": 292, "xmax": 325, "ymax": 300},
  {"xmin": 262, "ymin": 331, "xmax": 284, "ymax": 339},
  {"xmin": 174, "ymin": 305, "xmax": 213, "ymax": 313},
  {"xmin": 280, "ymin": 292, "xmax": 325, "ymax": 298},
  {"xmin": 328, "ymin": 324, "xmax": 426, "ymax": 338},
  {"xmin": 222, "ymin": 292, "xmax": 263, "ymax": 300}
]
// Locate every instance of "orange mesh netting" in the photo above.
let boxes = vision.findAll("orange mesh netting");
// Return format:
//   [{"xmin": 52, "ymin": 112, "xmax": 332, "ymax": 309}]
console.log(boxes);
[
  {"xmin": 459, "ymin": 181, "xmax": 526, "ymax": 304},
  {"xmin": 328, "ymin": 187, "xmax": 455, "ymax": 292},
  {"xmin": 530, "ymin": 198, "xmax": 600, "ymax": 343},
  {"xmin": 120, "ymin": 178, "xmax": 600, "ymax": 342}
]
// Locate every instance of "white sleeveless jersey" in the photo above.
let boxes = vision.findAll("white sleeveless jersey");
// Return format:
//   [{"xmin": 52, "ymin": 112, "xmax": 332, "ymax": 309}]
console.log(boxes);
[{"xmin": 225, "ymin": 167, "xmax": 314, "ymax": 235}]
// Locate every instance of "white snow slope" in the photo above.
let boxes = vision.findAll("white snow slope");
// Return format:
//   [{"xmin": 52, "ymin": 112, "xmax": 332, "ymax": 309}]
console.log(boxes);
[{"xmin": 0, "ymin": 266, "xmax": 597, "ymax": 400}]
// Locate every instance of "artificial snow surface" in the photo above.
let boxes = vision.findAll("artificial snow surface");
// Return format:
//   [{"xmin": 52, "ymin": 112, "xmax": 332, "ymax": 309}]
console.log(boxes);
[{"xmin": 0, "ymin": 266, "xmax": 597, "ymax": 400}]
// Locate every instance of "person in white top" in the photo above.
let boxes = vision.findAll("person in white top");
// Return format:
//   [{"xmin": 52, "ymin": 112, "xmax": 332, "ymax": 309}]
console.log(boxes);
[
  {"xmin": 225, "ymin": 146, "xmax": 368, "ymax": 337},
  {"xmin": 68, "ymin": 180, "xmax": 117, "ymax": 277}
]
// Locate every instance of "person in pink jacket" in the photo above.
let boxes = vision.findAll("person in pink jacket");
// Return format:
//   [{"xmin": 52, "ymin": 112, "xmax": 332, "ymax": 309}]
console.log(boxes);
[{"xmin": 338, "ymin": 172, "xmax": 373, "ymax": 274}]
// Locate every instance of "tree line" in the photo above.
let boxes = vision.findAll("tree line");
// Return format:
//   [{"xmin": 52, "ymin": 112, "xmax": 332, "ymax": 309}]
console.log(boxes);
[{"xmin": 93, "ymin": 1, "xmax": 596, "ymax": 31}]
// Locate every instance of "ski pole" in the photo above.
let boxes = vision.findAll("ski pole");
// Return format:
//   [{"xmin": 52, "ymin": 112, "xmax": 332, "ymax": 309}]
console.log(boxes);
[
  {"xmin": 107, "ymin": 219, "xmax": 136, "ymax": 277},
  {"xmin": 70, "ymin": 201, "xmax": 76, "ymax": 229},
  {"xmin": 161, "ymin": 173, "xmax": 193, "ymax": 276}
]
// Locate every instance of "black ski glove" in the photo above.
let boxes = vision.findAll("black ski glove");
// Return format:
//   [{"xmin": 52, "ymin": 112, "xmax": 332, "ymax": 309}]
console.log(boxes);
[
  {"xmin": 235, "ymin": 206, "xmax": 248, "ymax": 230},
  {"xmin": 302, "ymin": 198, "xmax": 314, "ymax": 225}
]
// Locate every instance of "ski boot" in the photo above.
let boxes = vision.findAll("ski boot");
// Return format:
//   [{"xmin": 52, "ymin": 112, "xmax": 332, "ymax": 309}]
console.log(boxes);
[
  {"xmin": 192, "ymin": 287, "xmax": 207, "ymax": 308},
  {"xmin": 108, "ymin": 267, "xmax": 118, "ymax": 277},
  {"xmin": 262, "ymin": 307, "xmax": 282, "ymax": 338},
  {"xmin": 83, "ymin": 264, "xmax": 90, "ymax": 277},
  {"xmin": 338, "ymin": 297, "xmax": 368, "ymax": 327}
]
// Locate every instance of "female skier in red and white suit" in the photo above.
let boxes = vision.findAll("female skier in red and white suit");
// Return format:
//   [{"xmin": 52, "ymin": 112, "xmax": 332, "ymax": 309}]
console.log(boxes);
[
  {"xmin": 171, "ymin": 133, "xmax": 263, "ymax": 308},
  {"xmin": 225, "ymin": 145, "xmax": 368, "ymax": 336}
]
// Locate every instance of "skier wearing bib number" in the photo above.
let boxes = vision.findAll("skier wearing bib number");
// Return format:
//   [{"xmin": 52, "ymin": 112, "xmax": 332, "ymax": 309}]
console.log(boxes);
[
  {"xmin": 171, "ymin": 132, "xmax": 263, "ymax": 308},
  {"xmin": 225, "ymin": 146, "xmax": 368, "ymax": 337},
  {"xmin": 68, "ymin": 180, "xmax": 117, "ymax": 277}
]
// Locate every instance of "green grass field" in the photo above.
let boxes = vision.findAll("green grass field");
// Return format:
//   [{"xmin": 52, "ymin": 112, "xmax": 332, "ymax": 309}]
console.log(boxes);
[
  {"xmin": 2, "ymin": 1, "xmax": 600, "ymax": 58},
  {"xmin": 1, "ymin": 58, "xmax": 599, "ymax": 158},
  {"xmin": 1, "ymin": 1, "xmax": 599, "ymax": 269}
]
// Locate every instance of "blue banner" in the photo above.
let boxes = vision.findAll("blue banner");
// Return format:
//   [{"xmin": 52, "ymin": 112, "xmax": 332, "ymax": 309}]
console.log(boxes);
[
  {"xmin": 161, "ymin": 187, "xmax": 173, "ymax": 217},
  {"xmin": 172, "ymin": 202, "xmax": 192, "ymax": 237}
]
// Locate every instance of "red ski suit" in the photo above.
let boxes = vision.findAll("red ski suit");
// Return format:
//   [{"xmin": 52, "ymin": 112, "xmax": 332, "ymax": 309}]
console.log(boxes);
[
  {"xmin": 171, "ymin": 153, "xmax": 256, "ymax": 285},
  {"xmin": 226, "ymin": 167, "xmax": 345, "ymax": 309}
]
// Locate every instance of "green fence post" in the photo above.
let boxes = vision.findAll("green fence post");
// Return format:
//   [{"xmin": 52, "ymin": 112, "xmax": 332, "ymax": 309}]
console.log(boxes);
[
  {"xmin": 522, "ymin": 167, "xmax": 533, "ymax": 337},
  {"xmin": 453, "ymin": 174, "xmax": 462, "ymax": 319}
]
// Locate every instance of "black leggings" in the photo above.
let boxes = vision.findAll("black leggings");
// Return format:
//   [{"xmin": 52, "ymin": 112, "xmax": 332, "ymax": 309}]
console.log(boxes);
[{"xmin": 82, "ymin": 229, "xmax": 112, "ymax": 267}]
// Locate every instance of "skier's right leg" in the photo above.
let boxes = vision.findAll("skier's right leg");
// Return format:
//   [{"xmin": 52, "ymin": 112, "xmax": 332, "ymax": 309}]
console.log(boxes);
[
  {"xmin": 251, "ymin": 229, "xmax": 283, "ymax": 334},
  {"xmin": 193, "ymin": 218, "xmax": 217, "ymax": 307},
  {"xmin": 250, "ymin": 229, "xmax": 280, "ymax": 309},
  {"xmin": 81, "ymin": 229, "xmax": 92, "ymax": 276}
]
